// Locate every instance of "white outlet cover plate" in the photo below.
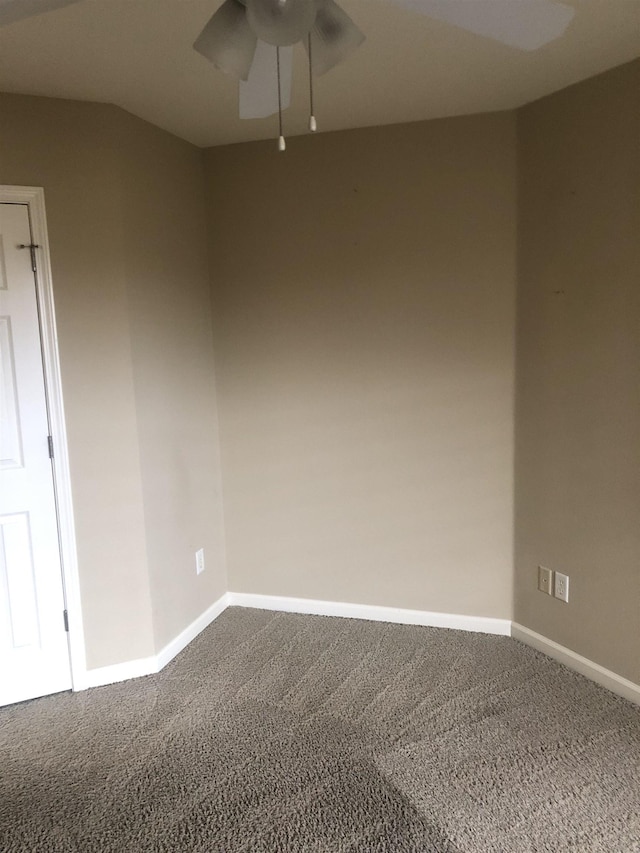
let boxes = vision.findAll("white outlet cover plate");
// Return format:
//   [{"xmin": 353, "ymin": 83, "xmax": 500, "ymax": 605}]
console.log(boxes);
[
  {"xmin": 196, "ymin": 548, "xmax": 205, "ymax": 575},
  {"xmin": 555, "ymin": 571, "xmax": 569, "ymax": 603},
  {"xmin": 538, "ymin": 566, "xmax": 553, "ymax": 595}
]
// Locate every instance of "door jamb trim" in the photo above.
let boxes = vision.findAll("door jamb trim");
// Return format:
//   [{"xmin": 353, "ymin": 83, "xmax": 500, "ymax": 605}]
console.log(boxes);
[{"xmin": 0, "ymin": 185, "xmax": 87, "ymax": 690}]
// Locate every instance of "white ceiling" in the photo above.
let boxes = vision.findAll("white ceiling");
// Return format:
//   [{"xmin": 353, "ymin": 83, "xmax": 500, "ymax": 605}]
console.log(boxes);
[{"xmin": 1, "ymin": 0, "xmax": 639, "ymax": 148}]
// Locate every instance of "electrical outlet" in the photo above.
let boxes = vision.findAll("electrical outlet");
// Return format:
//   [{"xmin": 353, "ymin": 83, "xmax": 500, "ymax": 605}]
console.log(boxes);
[
  {"xmin": 538, "ymin": 565, "xmax": 553, "ymax": 595},
  {"xmin": 195, "ymin": 548, "xmax": 205, "ymax": 575},
  {"xmin": 554, "ymin": 571, "xmax": 569, "ymax": 603}
]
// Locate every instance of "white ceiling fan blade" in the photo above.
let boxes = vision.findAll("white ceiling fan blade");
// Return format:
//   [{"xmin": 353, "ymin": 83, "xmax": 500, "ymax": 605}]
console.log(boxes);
[
  {"xmin": 305, "ymin": 0, "xmax": 365, "ymax": 76},
  {"xmin": 0, "ymin": 0, "xmax": 80, "ymax": 26},
  {"xmin": 390, "ymin": 0, "xmax": 575, "ymax": 51},
  {"xmin": 194, "ymin": 0, "xmax": 257, "ymax": 81},
  {"xmin": 239, "ymin": 41, "xmax": 293, "ymax": 119}
]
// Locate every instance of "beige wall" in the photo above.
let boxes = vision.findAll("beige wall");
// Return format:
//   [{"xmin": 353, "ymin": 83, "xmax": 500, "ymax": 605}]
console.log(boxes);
[
  {"xmin": 0, "ymin": 94, "xmax": 154, "ymax": 667},
  {"xmin": 515, "ymin": 61, "xmax": 640, "ymax": 683},
  {"xmin": 116, "ymin": 111, "xmax": 227, "ymax": 651},
  {"xmin": 205, "ymin": 114, "xmax": 517, "ymax": 618},
  {"xmin": 0, "ymin": 94, "xmax": 227, "ymax": 668},
  {"xmin": 3, "ymin": 57, "xmax": 636, "ymax": 686}
]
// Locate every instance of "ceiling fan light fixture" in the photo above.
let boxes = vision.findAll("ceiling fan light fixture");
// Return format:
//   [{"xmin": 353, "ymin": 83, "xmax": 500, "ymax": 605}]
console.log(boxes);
[
  {"xmin": 193, "ymin": 0, "xmax": 257, "ymax": 81},
  {"xmin": 304, "ymin": 0, "xmax": 365, "ymax": 76},
  {"xmin": 246, "ymin": 0, "xmax": 318, "ymax": 46}
]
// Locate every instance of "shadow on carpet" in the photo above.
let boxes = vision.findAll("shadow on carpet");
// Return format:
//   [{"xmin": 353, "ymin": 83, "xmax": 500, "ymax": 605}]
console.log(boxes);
[{"xmin": 1, "ymin": 607, "xmax": 639, "ymax": 852}]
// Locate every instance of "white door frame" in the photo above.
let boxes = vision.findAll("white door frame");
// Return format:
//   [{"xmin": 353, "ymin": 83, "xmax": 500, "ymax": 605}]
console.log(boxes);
[{"xmin": 1, "ymin": 185, "xmax": 87, "ymax": 691}]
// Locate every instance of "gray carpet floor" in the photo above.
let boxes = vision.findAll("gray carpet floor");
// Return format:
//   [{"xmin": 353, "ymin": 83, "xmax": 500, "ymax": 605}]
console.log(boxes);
[{"xmin": 1, "ymin": 607, "xmax": 639, "ymax": 852}]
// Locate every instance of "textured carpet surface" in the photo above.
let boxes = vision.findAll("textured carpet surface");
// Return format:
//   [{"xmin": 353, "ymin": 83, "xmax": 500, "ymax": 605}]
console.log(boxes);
[{"xmin": 1, "ymin": 607, "xmax": 639, "ymax": 852}]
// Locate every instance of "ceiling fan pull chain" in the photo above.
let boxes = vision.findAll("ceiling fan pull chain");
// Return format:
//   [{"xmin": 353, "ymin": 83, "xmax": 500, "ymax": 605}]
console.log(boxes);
[
  {"xmin": 277, "ymin": 46, "xmax": 286, "ymax": 151},
  {"xmin": 308, "ymin": 34, "xmax": 317, "ymax": 132}
]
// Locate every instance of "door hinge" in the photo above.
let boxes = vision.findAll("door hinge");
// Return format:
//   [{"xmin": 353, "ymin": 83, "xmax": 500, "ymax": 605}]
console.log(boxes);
[
  {"xmin": 63, "ymin": 610, "xmax": 69, "ymax": 632},
  {"xmin": 47, "ymin": 435, "xmax": 54, "ymax": 459},
  {"xmin": 18, "ymin": 242, "xmax": 40, "ymax": 273}
]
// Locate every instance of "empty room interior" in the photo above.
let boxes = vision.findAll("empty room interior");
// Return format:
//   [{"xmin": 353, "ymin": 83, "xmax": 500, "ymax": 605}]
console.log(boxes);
[{"xmin": 0, "ymin": 1, "xmax": 639, "ymax": 850}]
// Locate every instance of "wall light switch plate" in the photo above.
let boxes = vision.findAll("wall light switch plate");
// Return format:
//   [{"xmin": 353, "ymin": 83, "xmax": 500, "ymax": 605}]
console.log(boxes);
[
  {"xmin": 554, "ymin": 571, "xmax": 569, "ymax": 603},
  {"xmin": 538, "ymin": 566, "xmax": 553, "ymax": 595},
  {"xmin": 195, "ymin": 548, "xmax": 205, "ymax": 575}
]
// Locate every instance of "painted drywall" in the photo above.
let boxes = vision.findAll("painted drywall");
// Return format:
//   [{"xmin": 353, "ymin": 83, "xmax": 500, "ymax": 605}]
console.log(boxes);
[
  {"xmin": 0, "ymin": 94, "xmax": 154, "ymax": 668},
  {"xmin": 515, "ymin": 60, "xmax": 640, "ymax": 684},
  {"xmin": 3, "ymin": 58, "xmax": 635, "ymax": 688},
  {"xmin": 0, "ymin": 93, "xmax": 227, "ymax": 668},
  {"xmin": 115, "ymin": 110, "xmax": 228, "ymax": 651},
  {"xmin": 205, "ymin": 114, "xmax": 517, "ymax": 618}
]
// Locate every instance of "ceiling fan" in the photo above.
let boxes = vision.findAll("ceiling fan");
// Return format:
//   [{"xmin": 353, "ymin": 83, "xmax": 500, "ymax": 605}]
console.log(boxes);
[
  {"xmin": 1, "ymin": 0, "xmax": 576, "ymax": 142},
  {"xmin": 191, "ymin": 0, "xmax": 576, "ymax": 136}
]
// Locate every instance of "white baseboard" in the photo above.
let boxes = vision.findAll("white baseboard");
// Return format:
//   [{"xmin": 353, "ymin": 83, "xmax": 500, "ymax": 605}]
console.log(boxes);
[
  {"xmin": 75, "ymin": 594, "xmax": 639, "ymax": 709},
  {"xmin": 155, "ymin": 592, "xmax": 230, "ymax": 670},
  {"xmin": 75, "ymin": 593, "xmax": 509, "ymax": 691},
  {"xmin": 79, "ymin": 655, "xmax": 158, "ymax": 690},
  {"xmin": 227, "ymin": 592, "xmax": 512, "ymax": 636},
  {"xmin": 511, "ymin": 623, "xmax": 640, "ymax": 707},
  {"xmin": 77, "ymin": 593, "xmax": 230, "ymax": 691}
]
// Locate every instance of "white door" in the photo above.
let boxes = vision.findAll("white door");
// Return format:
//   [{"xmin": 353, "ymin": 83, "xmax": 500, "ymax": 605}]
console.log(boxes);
[{"xmin": 0, "ymin": 202, "xmax": 71, "ymax": 706}]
